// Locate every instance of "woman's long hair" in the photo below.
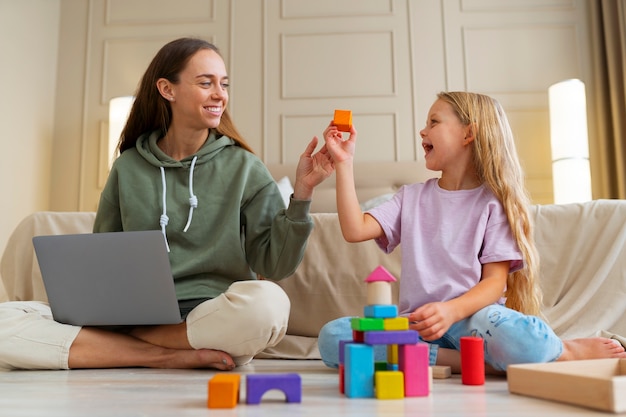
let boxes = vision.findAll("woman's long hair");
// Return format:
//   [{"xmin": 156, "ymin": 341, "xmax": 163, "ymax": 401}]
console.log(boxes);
[
  {"xmin": 438, "ymin": 91, "xmax": 543, "ymax": 317},
  {"xmin": 117, "ymin": 37, "xmax": 253, "ymax": 154}
]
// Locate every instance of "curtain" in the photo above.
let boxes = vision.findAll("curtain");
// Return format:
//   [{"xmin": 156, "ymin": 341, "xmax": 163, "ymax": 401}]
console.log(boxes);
[{"xmin": 588, "ymin": 0, "xmax": 626, "ymax": 199}]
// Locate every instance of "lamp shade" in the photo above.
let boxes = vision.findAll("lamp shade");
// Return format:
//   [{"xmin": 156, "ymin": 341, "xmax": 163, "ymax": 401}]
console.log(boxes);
[{"xmin": 548, "ymin": 79, "xmax": 592, "ymax": 204}]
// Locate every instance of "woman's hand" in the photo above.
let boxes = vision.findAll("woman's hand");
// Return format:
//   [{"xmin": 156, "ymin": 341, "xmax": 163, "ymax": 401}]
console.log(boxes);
[{"xmin": 292, "ymin": 136, "xmax": 334, "ymax": 200}]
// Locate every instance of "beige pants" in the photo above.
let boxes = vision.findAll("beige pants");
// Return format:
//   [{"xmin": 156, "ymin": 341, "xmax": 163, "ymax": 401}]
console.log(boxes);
[{"xmin": 0, "ymin": 280, "xmax": 290, "ymax": 370}]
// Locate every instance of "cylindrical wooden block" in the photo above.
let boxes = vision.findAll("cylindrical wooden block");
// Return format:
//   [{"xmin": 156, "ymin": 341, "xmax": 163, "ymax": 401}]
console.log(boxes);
[{"xmin": 460, "ymin": 336, "xmax": 485, "ymax": 385}]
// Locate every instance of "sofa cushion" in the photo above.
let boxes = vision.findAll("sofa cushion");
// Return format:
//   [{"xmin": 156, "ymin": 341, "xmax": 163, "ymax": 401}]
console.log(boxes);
[{"xmin": 533, "ymin": 199, "xmax": 626, "ymax": 339}]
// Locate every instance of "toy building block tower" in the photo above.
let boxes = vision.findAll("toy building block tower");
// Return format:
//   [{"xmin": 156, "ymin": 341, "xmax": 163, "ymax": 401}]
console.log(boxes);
[{"xmin": 341, "ymin": 265, "xmax": 430, "ymax": 400}]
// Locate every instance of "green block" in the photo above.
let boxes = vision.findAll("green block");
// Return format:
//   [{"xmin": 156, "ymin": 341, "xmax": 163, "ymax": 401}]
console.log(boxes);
[{"xmin": 350, "ymin": 317, "xmax": 385, "ymax": 331}]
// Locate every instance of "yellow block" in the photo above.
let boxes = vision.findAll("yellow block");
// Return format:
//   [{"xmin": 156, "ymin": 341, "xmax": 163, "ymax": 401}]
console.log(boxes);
[
  {"xmin": 208, "ymin": 374, "xmax": 241, "ymax": 408},
  {"xmin": 387, "ymin": 344, "xmax": 398, "ymax": 365},
  {"xmin": 375, "ymin": 371, "xmax": 404, "ymax": 399},
  {"xmin": 384, "ymin": 317, "xmax": 409, "ymax": 331}
]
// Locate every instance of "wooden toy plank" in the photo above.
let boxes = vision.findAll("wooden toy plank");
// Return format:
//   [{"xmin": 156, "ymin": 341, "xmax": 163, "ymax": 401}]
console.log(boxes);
[{"xmin": 364, "ymin": 330, "xmax": 419, "ymax": 345}]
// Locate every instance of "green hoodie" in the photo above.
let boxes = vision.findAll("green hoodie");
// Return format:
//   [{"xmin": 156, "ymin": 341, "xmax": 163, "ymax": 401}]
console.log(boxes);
[{"xmin": 93, "ymin": 130, "xmax": 313, "ymax": 300}]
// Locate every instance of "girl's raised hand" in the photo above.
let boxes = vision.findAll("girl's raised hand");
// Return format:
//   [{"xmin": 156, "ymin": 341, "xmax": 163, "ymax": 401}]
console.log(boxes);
[{"xmin": 322, "ymin": 121, "xmax": 357, "ymax": 164}]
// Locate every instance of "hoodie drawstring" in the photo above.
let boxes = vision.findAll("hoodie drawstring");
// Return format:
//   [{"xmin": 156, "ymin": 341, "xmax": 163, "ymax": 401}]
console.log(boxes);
[
  {"xmin": 159, "ymin": 167, "xmax": 171, "ymax": 252},
  {"xmin": 183, "ymin": 156, "xmax": 198, "ymax": 232},
  {"xmin": 159, "ymin": 156, "xmax": 199, "ymax": 251}
]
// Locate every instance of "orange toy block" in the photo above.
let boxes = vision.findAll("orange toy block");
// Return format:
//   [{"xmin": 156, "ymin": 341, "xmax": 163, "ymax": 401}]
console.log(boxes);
[
  {"xmin": 333, "ymin": 109, "xmax": 352, "ymax": 132},
  {"xmin": 208, "ymin": 374, "xmax": 241, "ymax": 408}
]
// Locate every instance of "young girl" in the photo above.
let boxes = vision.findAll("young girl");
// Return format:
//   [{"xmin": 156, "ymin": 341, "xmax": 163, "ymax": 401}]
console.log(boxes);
[{"xmin": 318, "ymin": 91, "xmax": 626, "ymax": 372}]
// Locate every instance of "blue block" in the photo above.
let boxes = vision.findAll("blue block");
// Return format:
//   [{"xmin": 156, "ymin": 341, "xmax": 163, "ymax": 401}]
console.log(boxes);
[
  {"xmin": 363, "ymin": 304, "xmax": 398, "ymax": 319},
  {"xmin": 345, "ymin": 344, "xmax": 374, "ymax": 398},
  {"xmin": 364, "ymin": 330, "xmax": 419, "ymax": 345}
]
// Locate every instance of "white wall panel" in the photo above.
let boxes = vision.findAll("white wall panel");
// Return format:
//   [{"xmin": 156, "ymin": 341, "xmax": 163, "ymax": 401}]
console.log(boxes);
[
  {"xmin": 47, "ymin": 0, "xmax": 595, "ymax": 210},
  {"xmin": 105, "ymin": 0, "xmax": 215, "ymax": 24}
]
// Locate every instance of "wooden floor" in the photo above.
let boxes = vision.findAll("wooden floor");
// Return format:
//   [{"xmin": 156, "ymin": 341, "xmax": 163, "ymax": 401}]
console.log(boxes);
[{"xmin": 0, "ymin": 359, "xmax": 607, "ymax": 416}]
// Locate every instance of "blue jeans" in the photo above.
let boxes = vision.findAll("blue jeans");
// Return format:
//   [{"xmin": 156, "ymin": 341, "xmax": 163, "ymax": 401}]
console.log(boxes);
[{"xmin": 317, "ymin": 304, "xmax": 563, "ymax": 371}]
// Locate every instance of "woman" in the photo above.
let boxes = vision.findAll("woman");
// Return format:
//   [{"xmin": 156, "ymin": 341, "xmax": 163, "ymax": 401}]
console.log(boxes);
[{"xmin": 0, "ymin": 37, "xmax": 333, "ymax": 371}]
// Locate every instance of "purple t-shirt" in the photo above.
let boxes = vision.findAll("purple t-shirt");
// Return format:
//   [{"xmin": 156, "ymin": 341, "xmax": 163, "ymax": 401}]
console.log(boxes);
[{"xmin": 367, "ymin": 178, "xmax": 523, "ymax": 316}]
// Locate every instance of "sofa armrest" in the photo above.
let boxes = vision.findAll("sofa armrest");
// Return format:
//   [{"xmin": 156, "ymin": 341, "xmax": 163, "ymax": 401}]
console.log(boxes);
[{"xmin": 0, "ymin": 211, "xmax": 96, "ymax": 302}]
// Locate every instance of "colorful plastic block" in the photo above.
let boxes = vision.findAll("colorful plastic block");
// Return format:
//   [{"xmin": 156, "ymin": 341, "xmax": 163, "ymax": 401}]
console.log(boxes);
[
  {"xmin": 364, "ymin": 330, "xmax": 419, "ymax": 345},
  {"xmin": 338, "ymin": 339, "xmax": 353, "ymax": 365},
  {"xmin": 375, "ymin": 371, "xmax": 405, "ymax": 399},
  {"xmin": 333, "ymin": 109, "xmax": 352, "ymax": 132},
  {"xmin": 399, "ymin": 343, "xmax": 430, "ymax": 397},
  {"xmin": 460, "ymin": 336, "xmax": 485, "ymax": 385},
  {"xmin": 207, "ymin": 374, "xmax": 241, "ymax": 408},
  {"xmin": 387, "ymin": 344, "xmax": 398, "ymax": 365},
  {"xmin": 365, "ymin": 265, "xmax": 397, "ymax": 283},
  {"xmin": 384, "ymin": 317, "xmax": 409, "ymax": 331},
  {"xmin": 363, "ymin": 304, "xmax": 398, "ymax": 319},
  {"xmin": 245, "ymin": 373, "xmax": 302, "ymax": 404},
  {"xmin": 351, "ymin": 317, "xmax": 385, "ymax": 331},
  {"xmin": 339, "ymin": 364, "xmax": 345, "ymax": 394},
  {"xmin": 431, "ymin": 365, "xmax": 452, "ymax": 379},
  {"xmin": 365, "ymin": 266, "xmax": 397, "ymax": 305},
  {"xmin": 353, "ymin": 330, "xmax": 365, "ymax": 343},
  {"xmin": 344, "ymin": 344, "xmax": 374, "ymax": 398}
]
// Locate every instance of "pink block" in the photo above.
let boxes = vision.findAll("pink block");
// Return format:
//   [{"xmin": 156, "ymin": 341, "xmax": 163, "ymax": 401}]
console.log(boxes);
[
  {"xmin": 364, "ymin": 265, "xmax": 397, "ymax": 283},
  {"xmin": 398, "ymin": 343, "xmax": 429, "ymax": 397}
]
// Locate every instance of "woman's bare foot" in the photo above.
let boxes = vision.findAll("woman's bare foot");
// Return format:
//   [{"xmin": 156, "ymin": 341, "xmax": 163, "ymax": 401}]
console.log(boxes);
[
  {"xmin": 557, "ymin": 337, "xmax": 626, "ymax": 361},
  {"xmin": 164, "ymin": 348, "xmax": 236, "ymax": 370},
  {"xmin": 68, "ymin": 327, "xmax": 235, "ymax": 370}
]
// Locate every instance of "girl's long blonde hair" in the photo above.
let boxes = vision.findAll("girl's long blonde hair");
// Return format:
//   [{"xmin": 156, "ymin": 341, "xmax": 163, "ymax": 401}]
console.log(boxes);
[{"xmin": 438, "ymin": 91, "xmax": 543, "ymax": 317}]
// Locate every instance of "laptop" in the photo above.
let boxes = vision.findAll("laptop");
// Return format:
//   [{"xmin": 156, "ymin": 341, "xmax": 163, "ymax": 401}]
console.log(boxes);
[{"xmin": 32, "ymin": 230, "xmax": 183, "ymax": 326}]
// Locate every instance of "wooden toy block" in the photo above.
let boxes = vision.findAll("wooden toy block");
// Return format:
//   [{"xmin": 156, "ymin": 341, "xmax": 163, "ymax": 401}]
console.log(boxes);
[
  {"xmin": 508, "ymin": 358, "xmax": 626, "ymax": 413},
  {"xmin": 339, "ymin": 364, "xmax": 345, "ymax": 394},
  {"xmin": 460, "ymin": 336, "xmax": 484, "ymax": 385},
  {"xmin": 375, "ymin": 361, "xmax": 388, "ymax": 371},
  {"xmin": 338, "ymin": 339, "xmax": 353, "ymax": 365},
  {"xmin": 333, "ymin": 109, "xmax": 352, "ymax": 132},
  {"xmin": 245, "ymin": 373, "xmax": 302, "ymax": 404},
  {"xmin": 431, "ymin": 365, "xmax": 452, "ymax": 379},
  {"xmin": 399, "ymin": 343, "xmax": 429, "ymax": 397},
  {"xmin": 363, "ymin": 304, "xmax": 398, "ymax": 319},
  {"xmin": 207, "ymin": 374, "xmax": 241, "ymax": 408},
  {"xmin": 351, "ymin": 317, "xmax": 385, "ymax": 331},
  {"xmin": 387, "ymin": 363, "xmax": 399, "ymax": 371},
  {"xmin": 352, "ymin": 330, "xmax": 365, "ymax": 343},
  {"xmin": 364, "ymin": 330, "xmax": 419, "ymax": 345},
  {"xmin": 375, "ymin": 371, "xmax": 405, "ymax": 399},
  {"xmin": 365, "ymin": 266, "xmax": 397, "ymax": 305},
  {"xmin": 345, "ymin": 344, "xmax": 374, "ymax": 398},
  {"xmin": 365, "ymin": 265, "xmax": 397, "ymax": 283},
  {"xmin": 387, "ymin": 344, "xmax": 398, "ymax": 365},
  {"xmin": 384, "ymin": 317, "xmax": 409, "ymax": 331}
]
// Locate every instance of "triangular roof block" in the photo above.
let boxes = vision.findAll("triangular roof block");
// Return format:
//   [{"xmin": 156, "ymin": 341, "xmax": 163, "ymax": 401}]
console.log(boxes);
[{"xmin": 365, "ymin": 265, "xmax": 397, "ymax": 283}]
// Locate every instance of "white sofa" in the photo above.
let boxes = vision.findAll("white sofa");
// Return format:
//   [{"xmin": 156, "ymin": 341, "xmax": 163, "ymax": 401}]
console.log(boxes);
[{"xmin": 2, "ymin": 199, "xmax": 626, "ymax": 360}]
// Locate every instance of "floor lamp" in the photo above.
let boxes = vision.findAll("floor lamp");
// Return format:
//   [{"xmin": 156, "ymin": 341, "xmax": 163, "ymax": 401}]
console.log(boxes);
[
  {"xmin": 548, "ymin": 79, "xmax": 592, "ymax": 204},
  {"xmin": 108, "ymin": 96, "xmax": 135, "ymax": 168}
]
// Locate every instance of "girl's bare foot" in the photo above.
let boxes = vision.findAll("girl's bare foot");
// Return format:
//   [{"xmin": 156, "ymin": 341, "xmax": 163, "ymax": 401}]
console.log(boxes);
[{"xmin": 558, "ymin": 337, "xmax": 626, "ymax": 361}]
